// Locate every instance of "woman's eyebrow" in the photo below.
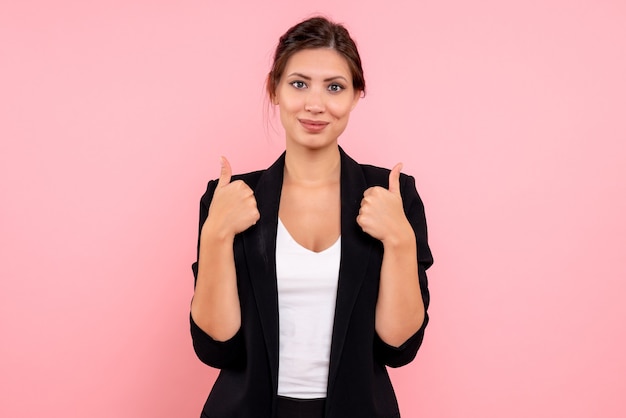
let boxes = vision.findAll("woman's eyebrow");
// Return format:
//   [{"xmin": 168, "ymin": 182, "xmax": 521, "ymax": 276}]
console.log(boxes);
[{"xmin": 287, "ymin": 72, "xmax": 349, "ymax": 83}]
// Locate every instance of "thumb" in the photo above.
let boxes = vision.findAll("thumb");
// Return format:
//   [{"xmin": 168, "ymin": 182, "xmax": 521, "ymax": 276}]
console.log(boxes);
[
  {"xmin": 217, "ymin": 156, "xmax": 232, "ymax": 188},
  {"xmin": 388, "ymin": 163, "xmax": 402, "ymax": 195}
]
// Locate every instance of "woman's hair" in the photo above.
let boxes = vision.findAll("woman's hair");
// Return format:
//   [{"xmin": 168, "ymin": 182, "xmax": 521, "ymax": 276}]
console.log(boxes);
[{"xmin": 267, "ymin": 16, "xmax": 366, "ymax": 101}]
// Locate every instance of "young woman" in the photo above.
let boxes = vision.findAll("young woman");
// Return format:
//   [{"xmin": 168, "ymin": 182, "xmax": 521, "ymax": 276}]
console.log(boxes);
[{"xmin": 190, "ymin": 16, "xmax": 433, "ymax": 418}]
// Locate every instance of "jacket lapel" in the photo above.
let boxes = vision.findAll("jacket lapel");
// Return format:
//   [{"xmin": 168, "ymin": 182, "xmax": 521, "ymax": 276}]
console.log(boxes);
[
  {"xmin": 240, "ymin": 148, "xmax": 374, "ymax": 398},
  {"xmin": 327, "ymin": 148, "xmax": 374, "ymax": 397},
  {"xmin": 241, "ymin": 152, "xmax": 285, "ymax": 394}
]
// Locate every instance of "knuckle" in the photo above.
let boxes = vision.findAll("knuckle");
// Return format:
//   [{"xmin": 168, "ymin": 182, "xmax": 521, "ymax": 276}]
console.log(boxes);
[{"xmin": 233, "ymin": 180, "xmax": 246, "ymax": 189}]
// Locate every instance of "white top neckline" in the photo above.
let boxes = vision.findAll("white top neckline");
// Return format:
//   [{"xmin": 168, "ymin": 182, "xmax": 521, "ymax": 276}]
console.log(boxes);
[{"xmin": 277, "ymin": 218, "xmax": 341, "ymax": 255}]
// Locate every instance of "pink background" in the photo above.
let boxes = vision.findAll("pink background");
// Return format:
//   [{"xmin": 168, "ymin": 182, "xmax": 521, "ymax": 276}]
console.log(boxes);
[{"xmin": 1, "ymin": 1, "xmax": 625, "ymax": 417}]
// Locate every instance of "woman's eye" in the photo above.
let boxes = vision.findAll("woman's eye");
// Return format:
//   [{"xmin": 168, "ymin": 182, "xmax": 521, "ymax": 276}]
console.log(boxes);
[
  {"xmin": 328, "ymin": 83, "xmax": 344, "ymax": 93},
  {"xmin": 291, "ymin": 81, "xmax": 307, "ymax": 89}
]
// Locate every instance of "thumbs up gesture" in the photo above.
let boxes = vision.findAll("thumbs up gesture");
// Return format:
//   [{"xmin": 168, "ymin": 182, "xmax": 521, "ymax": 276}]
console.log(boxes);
[
  {"xmin": 357, "ymin": 163, "xmax": 412, "ymax": 243},
  {"xmin": 202, "ymin": 156, "xmax": 260, "ymax": 239}
]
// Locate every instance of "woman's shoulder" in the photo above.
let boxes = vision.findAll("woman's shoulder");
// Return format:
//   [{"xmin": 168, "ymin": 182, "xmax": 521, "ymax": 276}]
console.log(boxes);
[
  {"xmin": 354, "ymin": 162, "xmax": 420, "ymax": 201},
  {"xmin": 358, "ymin": 162, "xmax": 391, "ymax": 178},
  {"xmin": 231, "ymin": 169, "xmax": 266, "ymax": 186},
  {"xmin": 358, "ymin": 162, "xmax": 417, "ymax": 187},
  {"xmin": 341, "ymin": 147, "xmax": 414, "ymax": 184},
  {"xmin": 201, "ymin": 169, "xmax": 268, "ymax": 204}
]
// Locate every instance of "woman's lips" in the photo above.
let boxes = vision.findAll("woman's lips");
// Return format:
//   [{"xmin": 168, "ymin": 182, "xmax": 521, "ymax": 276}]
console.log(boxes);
[{"xmin": 299, "ymin": 119, "xmax": 329, "ymax": 133}]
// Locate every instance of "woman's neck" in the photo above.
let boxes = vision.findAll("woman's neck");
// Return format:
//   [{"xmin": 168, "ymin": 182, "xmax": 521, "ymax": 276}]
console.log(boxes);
[{"xmin": 283, "ymin": 144, "xmax": 341, "ymax": 185}]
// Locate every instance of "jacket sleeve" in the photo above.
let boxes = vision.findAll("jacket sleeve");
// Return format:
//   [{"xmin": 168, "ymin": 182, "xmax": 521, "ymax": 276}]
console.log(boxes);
[
  {"xmin": 189, "ymin": 180, "xmax": 246, "ymax": 370},
  {"xmin": 190, "ymin": 312, "xmax": 245, "ymax": 369},
  {"xmin": 374, "ymin": 174, "xmax": 433, "ymax": 367}
]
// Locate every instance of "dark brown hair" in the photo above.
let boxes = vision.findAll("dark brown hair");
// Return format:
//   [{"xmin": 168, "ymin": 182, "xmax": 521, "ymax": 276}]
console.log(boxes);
[{"xmin": 267, "ymin": 16, "xmax": 366, "ymax": 101}]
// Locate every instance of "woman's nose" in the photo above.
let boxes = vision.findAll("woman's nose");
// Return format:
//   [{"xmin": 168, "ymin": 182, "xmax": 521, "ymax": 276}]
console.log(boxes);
[{"xmin": 304, "ymin": 89, "xmax": 325, "ymax": 113}]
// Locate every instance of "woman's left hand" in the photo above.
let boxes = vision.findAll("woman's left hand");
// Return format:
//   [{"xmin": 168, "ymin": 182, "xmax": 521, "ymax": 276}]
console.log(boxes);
[{"xmin": 357, "ymin": 163, "xmax": 414, "ymax": 245}]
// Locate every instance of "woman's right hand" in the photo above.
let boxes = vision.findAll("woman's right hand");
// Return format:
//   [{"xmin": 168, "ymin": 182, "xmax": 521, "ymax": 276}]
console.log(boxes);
[{"xmin": 202, "ymin": 156, "xmax": 260, "ymax": 240}]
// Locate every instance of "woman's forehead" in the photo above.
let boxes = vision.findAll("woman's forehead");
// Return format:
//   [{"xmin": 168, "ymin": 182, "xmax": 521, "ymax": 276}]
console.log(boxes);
[{"xmin": 283, "ymin": 48, "xmax": 352, "ymax": 80}]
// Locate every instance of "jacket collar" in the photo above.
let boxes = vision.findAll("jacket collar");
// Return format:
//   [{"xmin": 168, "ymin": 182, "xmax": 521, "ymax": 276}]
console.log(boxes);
[{"xmin": 240, "ymin": 147, "xmax": 374, "ymax": 396}]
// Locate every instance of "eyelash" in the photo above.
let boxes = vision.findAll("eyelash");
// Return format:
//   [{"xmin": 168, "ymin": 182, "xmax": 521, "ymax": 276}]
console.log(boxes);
[
  {"xmin": 291, "ymin": 81, "xmax": 307, "ymax": 89},
  {"xmin": 290, "ymin": 81, "xmax": 345, "ymax": 93},
  {"xmin": 328, "ymin": 83, "xmax": 345, "ymax": 92}
]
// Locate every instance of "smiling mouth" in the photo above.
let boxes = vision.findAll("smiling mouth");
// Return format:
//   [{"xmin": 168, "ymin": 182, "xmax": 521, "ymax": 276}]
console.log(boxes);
[{"xmin": 299, "ymin": 119, "xmax": 329, "ymax": 132}]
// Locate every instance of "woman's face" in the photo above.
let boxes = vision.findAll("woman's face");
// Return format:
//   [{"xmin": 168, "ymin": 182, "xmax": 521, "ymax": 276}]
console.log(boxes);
[{"xmin": 274, "ymin": 48, "xmax": 361, "ymax": 152}]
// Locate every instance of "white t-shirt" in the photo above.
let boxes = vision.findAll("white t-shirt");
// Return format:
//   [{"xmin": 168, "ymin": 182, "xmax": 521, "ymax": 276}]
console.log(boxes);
[{"xmin": 276, "ymin": 218, "xmax": 341, "ymax": 398}]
